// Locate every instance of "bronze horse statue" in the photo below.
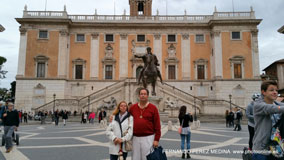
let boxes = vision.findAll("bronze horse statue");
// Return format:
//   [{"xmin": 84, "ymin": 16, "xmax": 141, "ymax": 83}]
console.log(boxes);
[
  {"xmin": 142, "ymin": 53, "xmax": 158, "ymax": 96},
  {"xmin": 135, "ymin": 47, "xmax": 163, "ymax": 96}
]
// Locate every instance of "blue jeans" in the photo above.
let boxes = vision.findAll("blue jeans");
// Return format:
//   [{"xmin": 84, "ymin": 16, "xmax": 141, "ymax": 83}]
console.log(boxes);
[
  {"xmin": 110, "ymin": 152, "xmax": 128, "ymax": 160},
  {"xmin": 180, "ymin": 132, "xmax": 191, "ymax": 151},
  {"xmin": 252, "ymin": 154, "xmax": 268, "ymax": 160},
  {"xmin": 4, "ymin": 126, "xmax": 15, "ymax": 150}
]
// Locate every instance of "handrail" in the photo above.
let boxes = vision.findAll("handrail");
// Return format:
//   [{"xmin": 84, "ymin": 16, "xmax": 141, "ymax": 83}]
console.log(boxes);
[{"xmin": 203, "ymin": 99, "xmax": 246, "ymax": 111}]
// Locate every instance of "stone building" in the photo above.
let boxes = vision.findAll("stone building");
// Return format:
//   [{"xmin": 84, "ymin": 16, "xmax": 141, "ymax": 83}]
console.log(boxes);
[{"xmin": 15, "ymin": 1, "xmax": 262, "ymax": 115}]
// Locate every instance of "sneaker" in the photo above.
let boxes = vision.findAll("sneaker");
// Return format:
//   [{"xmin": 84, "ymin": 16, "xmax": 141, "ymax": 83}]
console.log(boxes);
[
  {"xmin": 187, "ymin": 153, "xmax": 191, "ymax": 159},
  {"xmin": 182, "ymin": 153, "xmax": 185, "ymax": 159}
]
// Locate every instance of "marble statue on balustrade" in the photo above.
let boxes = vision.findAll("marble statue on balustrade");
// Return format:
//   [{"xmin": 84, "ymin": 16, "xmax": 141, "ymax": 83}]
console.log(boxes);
[{"xmin": 98, "ymin": 97, "xmax": 117, "ymax": 109}]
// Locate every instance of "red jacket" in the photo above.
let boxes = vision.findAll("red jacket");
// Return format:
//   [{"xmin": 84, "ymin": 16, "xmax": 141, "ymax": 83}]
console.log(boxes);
[{"xmin": 129, "ymin": 103, "xmax": 161, "ymax": 141}]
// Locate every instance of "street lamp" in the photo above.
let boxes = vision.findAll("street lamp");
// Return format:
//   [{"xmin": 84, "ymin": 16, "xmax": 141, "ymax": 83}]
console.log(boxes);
[
  {"xmin": 53, "ymin": 93, "xmax": 56, "ymax": 113},
  {"xmin": 229, "ymin": 94, "xmax": 232, "ymax": 111},
  {"xmin": 88, "ymin": 96, "xmax": 90, "ymax": 116},
  {"xmin": 194, "ymin": 97, "xmax": 197, "ymax": 121}
]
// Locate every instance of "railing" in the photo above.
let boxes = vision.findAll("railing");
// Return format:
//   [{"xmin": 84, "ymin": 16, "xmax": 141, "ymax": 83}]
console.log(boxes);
[
  {"xmin": 33, "ymin": 99, "xmax": 79, "ymax": 111},
  {"xmin": 203, "ymin": 99, "xmax": 245, "ymax": 111},
  {"xmin": 22, "ymin": 10, "xmax": 255, "ymax": 23}
]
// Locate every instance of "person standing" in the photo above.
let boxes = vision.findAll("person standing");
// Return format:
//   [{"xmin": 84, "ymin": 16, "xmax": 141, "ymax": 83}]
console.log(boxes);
[
  {"xmin": 23, "ymin": 111, "xmax": 28, "ymax": 123},
  {"xmin": 2, "ymin": 103, "xmax": 19, "ymax": 153},
  {"xmin": 0, "ymin": 102, "xmax": 9, "ymax": 132},
  {"xmin": 129, "ymin": 88, "xmax": 161, "ymax": 160},
  {"xmin": 252, "ymin": 80, "xmax": 284, "ymax": 160},
  {"xmin": 54, "ymin": 109, "xmax": 59, "ymax": 126},
  {"xmin": 106, "ymin": 101, "xmax": 133, "ymax": 160},
  {"xmin": 89, "ymin": 112, "xmax": 95, "ymax": 124},
  {"xmin": 178, "ymin": 105, "xmax": 193, "ymax": 159},
  {"xmin": 62, "ymin": 110, "xmax": 68, "ymax": 126},
  {"xmin": 246, "ymin": 93, "xmax": 259, "ymax": 150},
  {"xmin": 225, "ymin": 110, "xmax": 229, "ymax": 127}
]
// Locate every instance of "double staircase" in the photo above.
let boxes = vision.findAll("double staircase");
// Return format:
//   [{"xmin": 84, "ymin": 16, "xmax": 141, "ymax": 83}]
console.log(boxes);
[{"xmin": 33, "ymin": 78, "xmax": 245, "ymax": 118}]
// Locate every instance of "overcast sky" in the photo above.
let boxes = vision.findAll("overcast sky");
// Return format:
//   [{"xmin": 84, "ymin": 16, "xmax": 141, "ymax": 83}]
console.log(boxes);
[{"xmin": 0, "ymin": 0, "xmax": 283, "ymax": 89}]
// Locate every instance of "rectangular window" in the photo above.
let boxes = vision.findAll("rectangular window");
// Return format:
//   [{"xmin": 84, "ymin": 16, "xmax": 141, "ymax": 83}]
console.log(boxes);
[
  {"xmin": 105, "ymin": 65, "xmax": 113, "ymax": 79},
  {"xmin": 234, "ymin": 63, "xmax": 242, "ymax": 78},
  {"xmin": 197, "ymin": 65, "xmax": 205, "ymax": 80},
  {"xmin": 195, "ymin": 34, "xmax": 205, "ymax": 43},
  {"xmin": 168, "ymin": 65, "xmax": 176, "ymax": 80},
  {"xmin": 105, "ymin": 34, "xmax": 114, "ymax": 42},
  {"xmin": 39, "ymin": 30, "xmax": 48, "ymax": 39},
  {"xmin": 232, "ymin": 32, "xmax": 241, "ymax": 40},
  {"xmin": 37, "ymin": 62, "xmax": 45, "ymax": 78},
  {"xmin": 76, "ymin": 34, "xmax": 85, "ymax": 42},
  {"xmin": 137, "ymin": 35, "xmax": 145, "ymax": 42},
  {"xmin": 75, "ymin": 65, "xmax": 83, "ymax": 79},
  {"xmin": 167, "ymin": 35, "xmax": 176, "ymax": 42}
]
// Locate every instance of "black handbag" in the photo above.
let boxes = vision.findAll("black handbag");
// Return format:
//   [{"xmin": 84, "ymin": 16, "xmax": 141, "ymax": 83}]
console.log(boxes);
[{"xmin": 146, "ymin": 146, "xmax": 167, "ymax": 160}]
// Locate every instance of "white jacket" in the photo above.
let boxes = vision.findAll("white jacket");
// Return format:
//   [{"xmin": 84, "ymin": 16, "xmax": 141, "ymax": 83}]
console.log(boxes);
[{"xmin": 106, "ymin": 112, "xmax": 133, "ymax": 155}]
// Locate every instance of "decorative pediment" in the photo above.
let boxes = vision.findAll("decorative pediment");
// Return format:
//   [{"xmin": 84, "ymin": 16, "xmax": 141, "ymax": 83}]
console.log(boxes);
[
  {"xmin": 229, "ymin": 55, "xmax": 245, "ymax": 61},
  {"xmin": 34, "ymin": 83, "xmax": 45, "ymax": 89},
  {"xmin": 194, "ymin": 58, "xmax": 208, "ymax": 65},
  {"xmin": 34, "ymin": 55, "xmax": 49, "ymax": 62},
  {"xmin": 72, "ymin": 58, "xmax": 86, "ymax": 65}
]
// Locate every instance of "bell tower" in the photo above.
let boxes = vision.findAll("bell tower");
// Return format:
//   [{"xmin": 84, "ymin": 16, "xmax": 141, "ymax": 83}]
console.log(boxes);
[{"xmin": 129, "ymin": 0, "xmax": 152, "ymax": 16}]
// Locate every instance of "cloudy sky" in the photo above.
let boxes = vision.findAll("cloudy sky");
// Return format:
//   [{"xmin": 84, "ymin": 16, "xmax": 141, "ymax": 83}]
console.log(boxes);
[{"xmin": 0, "ymin": 0, "xmax": 283, "ymax": 89}]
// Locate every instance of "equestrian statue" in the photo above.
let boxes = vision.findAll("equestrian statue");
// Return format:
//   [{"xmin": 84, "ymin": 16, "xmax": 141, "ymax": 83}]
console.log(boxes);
[{"xmin": 135, "ymin": 47, "xmax": 163, "ymax": 96}]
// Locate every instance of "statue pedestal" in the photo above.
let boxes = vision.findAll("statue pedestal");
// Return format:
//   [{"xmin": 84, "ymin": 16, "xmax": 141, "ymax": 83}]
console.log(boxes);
[
  {"xmin": 148, "ymin": 96, "xmax": 163, "ymax": 111},
  {"xmin": 191, "ymin": 120, "xmax": 201, "ymax": 130}
]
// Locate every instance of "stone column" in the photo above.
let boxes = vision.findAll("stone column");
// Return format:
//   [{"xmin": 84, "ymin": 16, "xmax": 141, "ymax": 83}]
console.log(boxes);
[
  {"xmin": 17, "ymin": 28, "xmax": 27, "ymax": 77},
  {"xmin": 119, "ymin": 33, "xmax": 128, "ymax": 79},
  {"xmin": 154, "ymin": 34, "xmax": 162, "ymax": 73},
  {"xmin": 251, "ymin": 29, "xmax": 260, "ymax": 78},
  {"xmin": 181, "ymin": 34, "xmax": 190, "ymax": 80},
  {"xmin": 212, "ymin": 30, "xmax": 223, "ymax": 79},
  {"xmin": 90, "ymin": 33, "xmax": 100, "ymax": 80},
  {"xmin": 57, "ymin": 29, "xmax": 68, "ymax": 78}
]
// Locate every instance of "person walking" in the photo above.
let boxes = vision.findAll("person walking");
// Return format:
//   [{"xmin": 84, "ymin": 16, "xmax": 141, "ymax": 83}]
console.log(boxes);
[
  {"xmin": 106, "ymin": 101, "xmax": 133, "ymax": 160},
  {"xmin": 233, "ymin": 108, "xmax": 242, "ymax": 131},
  {"xmin": 178, "ymin": 105, "xmax": 193, "ymax": 159},
  {"xmin": 129, "ymin": 88, "xmax": 161, "ymax": 160},
  {"xmin": 83, "ymin": 111, "xmax": 87, "ymax": 124},
  {"xmin": 89, "ymin": 112, "xmax": 95, "ymax": 124},
  {"xmin": 228, "ymin": 110, "xmax": 234, "ymax": 127},
  {"xmin": 252, "ymin": 80, "xmax": 284, "ymax": 160},
  {"xmin": 62, "ymin": 110, "xmax": 68, "ymax": 126},
  {"xmin": 2, "ymin": 103, "xmax": 19, "ymax": 153},
  {"xmin": 246, "ymin": 93, "xmax": 260, "ymax": 150}
]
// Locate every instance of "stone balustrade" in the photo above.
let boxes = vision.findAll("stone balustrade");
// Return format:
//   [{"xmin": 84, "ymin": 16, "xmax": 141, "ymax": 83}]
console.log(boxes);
[{"xmin": 22, "ymin": 10, "xmax": 255, "ymax": 23}]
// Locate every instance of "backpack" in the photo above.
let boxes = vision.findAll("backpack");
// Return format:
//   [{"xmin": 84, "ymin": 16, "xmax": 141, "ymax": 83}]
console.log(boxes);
[{"xmin": 269, "ymin": 114, "xmax": 284, "ymax": 158}]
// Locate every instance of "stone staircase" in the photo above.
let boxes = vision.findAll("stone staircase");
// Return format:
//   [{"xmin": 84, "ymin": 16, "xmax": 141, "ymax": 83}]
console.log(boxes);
[{"xmin": 33, "ymin": 78, "xmax": 245, "ymax": 118}]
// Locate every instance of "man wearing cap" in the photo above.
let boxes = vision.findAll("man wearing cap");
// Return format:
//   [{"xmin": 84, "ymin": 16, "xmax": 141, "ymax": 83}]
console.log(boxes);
[{"xmin": 2, "ymin": 103, "xmax": 19, "ymax": 153}]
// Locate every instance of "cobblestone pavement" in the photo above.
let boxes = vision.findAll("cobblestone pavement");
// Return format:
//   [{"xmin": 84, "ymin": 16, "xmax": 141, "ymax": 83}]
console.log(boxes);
[{"xmin": 0, "ymin": 121, "xmax": 249, "ymax": 160}]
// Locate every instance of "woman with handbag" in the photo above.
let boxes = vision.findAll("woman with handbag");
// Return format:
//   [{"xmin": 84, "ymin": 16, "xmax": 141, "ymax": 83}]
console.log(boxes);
[
  {"xmin": 178, "ymin": 105, "xmax": 193, "ymax": 159},
  {"xmin": 106, "ymin": 101, "xmax": 133, "ymax": 160}
]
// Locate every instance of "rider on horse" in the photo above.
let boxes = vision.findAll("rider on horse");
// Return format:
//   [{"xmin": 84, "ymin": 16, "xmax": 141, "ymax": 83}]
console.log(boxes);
[{"xmin": 135, "ymin": 47, "xmax": 163, "ymax": 85}]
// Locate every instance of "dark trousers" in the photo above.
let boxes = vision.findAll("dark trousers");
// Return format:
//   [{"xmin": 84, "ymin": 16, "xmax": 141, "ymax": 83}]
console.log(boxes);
[
  {"xmin": 248, "ymin": 125, "xmax": 254, "ymax": 149},
  {"xmin": 55, "ymin": 117, "xmax": 59, "ymax": 125},
  {"xmin": 110, "ymin": 152, "xmax": 128, "ymax": 160}
]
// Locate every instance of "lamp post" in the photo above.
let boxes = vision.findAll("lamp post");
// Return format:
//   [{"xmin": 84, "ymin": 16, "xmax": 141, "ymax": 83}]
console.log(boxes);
[
  {"xmin": 88, "ymin": 96, "xmax": 90, "ymax": 117},
  {"xmin": 194, "ymin": 97, "xmax": 197, "ymax": 121},
  {"xmin": 229, "ymin": 94, "xmax": 232, "ymax": 111},
  {"xmin": 53, "ymin": 93, "xmax": 56, "ymax": 113}
]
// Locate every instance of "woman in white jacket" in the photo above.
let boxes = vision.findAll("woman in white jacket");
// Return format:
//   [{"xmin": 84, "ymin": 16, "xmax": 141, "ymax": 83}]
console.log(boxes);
[{"xmin": 106, "ymin": 101, "xmax": 133, "ymax": 160}]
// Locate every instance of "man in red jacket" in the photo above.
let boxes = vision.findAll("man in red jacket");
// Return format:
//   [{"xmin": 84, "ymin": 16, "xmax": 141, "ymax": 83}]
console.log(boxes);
[{"xmin": 129, "ymin": 88, "xmax": 161, "ymax": 160}]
